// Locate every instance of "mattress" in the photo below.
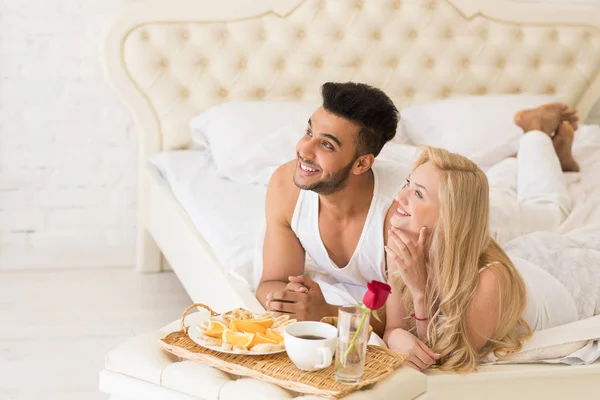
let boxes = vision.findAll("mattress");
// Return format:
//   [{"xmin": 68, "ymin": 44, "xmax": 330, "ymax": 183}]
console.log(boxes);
[
  {"xmin": 149, "ymin": 125, "xmax": 600, "ymax": 295},
  {"xmin": 148, "ymin": 150, "xmax": 267, "ymax": 290}
]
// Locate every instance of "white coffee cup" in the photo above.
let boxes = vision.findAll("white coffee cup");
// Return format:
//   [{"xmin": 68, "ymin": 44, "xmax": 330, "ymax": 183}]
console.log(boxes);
[{"xmin": 284, "ymin": 321, "xmax": 338, "ymax": 371}]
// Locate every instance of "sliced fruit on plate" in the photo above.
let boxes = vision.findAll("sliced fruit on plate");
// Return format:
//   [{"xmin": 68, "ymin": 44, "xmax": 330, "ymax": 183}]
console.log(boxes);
[
  {"xmin": 229, "ymin": 319, "xmax": 238, "ymax": 332},
  {"xmin": 272, "ymin": 314, "xmax": 291, "ymax": 328},
  {"xmin": 204, "ymin": 320, "xmax": 227, "ymax": 338},
  {"xmin": 251, "ymin": 342, "xmax": 284, "ymax": 353},
  {"xmin": 222, "ymin": 308, "xmax": 254, "ymax": 325},
  {"xmin": 265, "ymin": 328, "xmax": 283, "ymax": 344},
  {"xmin": 222, "ymin": 329, "xmax": 255, "ymax": 348},
  {"xmin": 249, "ymin": 332, "xmax": 279, "ymax": 349},
  {"xmin": 234, "ymin": 318, "xmax": 273, "ymax": 334}
]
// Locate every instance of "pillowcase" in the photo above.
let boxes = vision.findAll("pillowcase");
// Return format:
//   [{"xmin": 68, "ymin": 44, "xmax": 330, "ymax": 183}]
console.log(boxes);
[
  {"xmin": 222, "ymin": 124, "xmax": 299, "ymax": 186},
  {"xmin": 398, "ymin": 94, "xmax": 560, "ymax": 168},
  {"xmin": 233, "ymin": 134, "xmax": 420, "ymax": 187},
  {"xmin": 481, "ymin": 314, "xmax": 600, "ymax": 365},
  {"xmin": 190, "ymin": 100, "xmax": 414, "ymax": 181},
  {"xmin": 190, "ymin": 101, "xmax": 319, "ymax": 178}
]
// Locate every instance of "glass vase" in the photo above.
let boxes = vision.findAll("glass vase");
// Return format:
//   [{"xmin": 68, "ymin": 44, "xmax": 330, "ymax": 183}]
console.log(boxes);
[{"xmin": 334, "ymin": 304, "xmax": 370, "ymax": 384}]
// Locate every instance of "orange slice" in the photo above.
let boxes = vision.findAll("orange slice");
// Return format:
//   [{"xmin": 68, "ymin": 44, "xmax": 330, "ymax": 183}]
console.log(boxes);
[
  {"xmin": 249, "ymin": 332, "xmax": 279, "ymax": 349},
  {"xmin": 222, "ymin": 329, "xmax": 254, "ymax": 348},
  {"xmin": 204, "ymin": 320, "xmax": 227, "ymax": 338},
  {"xmin": 265, "ymin": 328, "xmax": 283, "ymax": 344},
  {"xmin": 234, "ymin": 318, "xmax": 273, "ymax": 334},
  {"xmin": 229, "ymin": 319, "xmax": 239, "ymax": 332}
]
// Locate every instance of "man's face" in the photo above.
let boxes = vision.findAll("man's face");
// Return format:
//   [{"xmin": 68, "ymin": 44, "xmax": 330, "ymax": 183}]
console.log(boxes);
[{"xmin": 293, "ymin": 106, "xmax": 361, "ymax": 195}]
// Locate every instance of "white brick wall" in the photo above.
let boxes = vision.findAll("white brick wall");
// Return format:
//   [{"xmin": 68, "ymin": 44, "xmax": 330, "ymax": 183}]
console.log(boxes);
[{"xmin": 0, "ymin": 0, "xmax": 139, "ymax": 269}]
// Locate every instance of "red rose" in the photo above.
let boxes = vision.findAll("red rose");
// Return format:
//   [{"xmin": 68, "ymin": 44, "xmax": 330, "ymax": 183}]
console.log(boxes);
[{"xmin": 362, "ymin": 280, "xmax": 392, "ymax": 310}]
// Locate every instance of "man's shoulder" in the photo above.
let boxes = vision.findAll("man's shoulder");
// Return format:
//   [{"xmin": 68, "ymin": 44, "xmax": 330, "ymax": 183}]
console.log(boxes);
[
  {"xmin": 373, "ymin": 159, "xmax": 408, "ymax": 200},
  {"xmin": 372, "ymin": 159, "xmax": 406, "ymax": 241},
  {"xmin": 270, "ymin": 160, "xmax": 296, "ymax": 186},
  {"xmin": 269, "ymin": 160, "xmax": 300, "ymax": 197},
  {"xmin": 266, "ymin": 160, "xmax": 301, "ymax": 221}
]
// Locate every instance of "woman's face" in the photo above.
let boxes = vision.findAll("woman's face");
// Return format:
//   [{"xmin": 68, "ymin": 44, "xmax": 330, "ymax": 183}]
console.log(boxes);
[{"xmin": 390, "ymin": 161, "xmax": 442, "ymax": 242}]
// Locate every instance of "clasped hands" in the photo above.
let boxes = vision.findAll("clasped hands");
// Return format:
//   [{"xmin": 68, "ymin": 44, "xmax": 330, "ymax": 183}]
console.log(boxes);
[{"xmin": 265, "ymin": 275, "xmax": 334, "ymax": 321}]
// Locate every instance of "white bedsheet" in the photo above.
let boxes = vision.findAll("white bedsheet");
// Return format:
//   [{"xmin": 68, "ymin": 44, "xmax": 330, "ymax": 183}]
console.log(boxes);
[
  {"xmin": 149, "ymin": 124, "xmax": 600, "ymax": 294},
  {"xmin": 148, "ymin": 151, "xmax": 267, "ymax": 290},
  {"xmin": 482, "ymin": 315, "xmax": 600, "ymax": 366}
]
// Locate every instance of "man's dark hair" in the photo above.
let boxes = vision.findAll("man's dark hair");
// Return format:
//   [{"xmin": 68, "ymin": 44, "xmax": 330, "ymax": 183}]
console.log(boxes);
[{"xmin": 321, "ymin": 82, "xmax": 399, "ymax": 157}]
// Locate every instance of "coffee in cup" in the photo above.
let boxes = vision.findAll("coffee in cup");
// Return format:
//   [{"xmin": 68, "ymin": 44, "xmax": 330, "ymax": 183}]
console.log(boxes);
[{"xmin": 284, "ymin": 321, "xmax": 337, "ymax": 371}]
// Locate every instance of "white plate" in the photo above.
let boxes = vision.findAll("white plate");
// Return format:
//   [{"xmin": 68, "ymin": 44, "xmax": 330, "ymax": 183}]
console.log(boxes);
[{"xmin": 188, "ymin": 319, "xmax": 286, "ymax": 356}]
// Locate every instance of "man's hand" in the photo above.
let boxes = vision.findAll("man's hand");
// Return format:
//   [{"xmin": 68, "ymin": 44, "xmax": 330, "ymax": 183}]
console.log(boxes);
[
  {"xmin": 266, "ymin": 275, "xmax": 334, "ymax": 321},
  {"xmin": 284, "ymin": 275, "xmax": 308, "ymax": 293}
]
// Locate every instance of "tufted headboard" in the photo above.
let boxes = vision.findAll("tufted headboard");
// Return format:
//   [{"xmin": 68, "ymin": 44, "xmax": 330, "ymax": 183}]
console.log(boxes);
[{"xmin": 101, "ymin": 0, "xmax": 600, "ymax": 159}]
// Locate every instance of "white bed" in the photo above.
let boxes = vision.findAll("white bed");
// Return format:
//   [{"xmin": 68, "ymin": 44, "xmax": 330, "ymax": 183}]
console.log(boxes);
[
  {"xmin": 101, "ymin": 0, "xmax": 600, "ymax": 397},
  {"xmin": 147, "ymin": 123, "xmax": 600, "ymax": 295},
  {"xmin": 148, "ymin": 150, "xmax": 267, "ymax": 291}
]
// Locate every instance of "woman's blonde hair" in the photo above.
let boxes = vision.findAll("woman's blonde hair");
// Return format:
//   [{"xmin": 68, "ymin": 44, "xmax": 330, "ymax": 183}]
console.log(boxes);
[{"xmin": 393, "ymin": 146, "xmax": 532, "ymax": 373}]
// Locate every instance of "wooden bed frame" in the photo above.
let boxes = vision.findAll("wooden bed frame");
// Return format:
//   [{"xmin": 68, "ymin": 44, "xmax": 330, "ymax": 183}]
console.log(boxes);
[{"xmin": 101, "ymin": 0, "xmax": 600, "ymax": 396}]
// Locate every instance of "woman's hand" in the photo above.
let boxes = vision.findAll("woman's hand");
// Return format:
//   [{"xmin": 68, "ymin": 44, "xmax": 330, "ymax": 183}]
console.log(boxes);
[
  {"xmin": 386, "ymin": 328, "xmax": 440, "ymax": 371},
  {"xmin": 385, "ymin": 226, "xmax": 428, "ymax": 298}
]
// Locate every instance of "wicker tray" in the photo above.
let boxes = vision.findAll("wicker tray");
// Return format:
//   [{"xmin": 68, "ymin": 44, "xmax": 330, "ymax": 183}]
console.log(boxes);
[{"xmin": 159, "ymin": 303, "xmax": 407, "ymax": 399}]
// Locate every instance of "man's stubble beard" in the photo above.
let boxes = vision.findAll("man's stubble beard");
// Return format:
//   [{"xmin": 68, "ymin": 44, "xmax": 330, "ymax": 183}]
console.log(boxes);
[{"xmin": 293, "ymin": 157, "xmax": 356, "ymax": 195}]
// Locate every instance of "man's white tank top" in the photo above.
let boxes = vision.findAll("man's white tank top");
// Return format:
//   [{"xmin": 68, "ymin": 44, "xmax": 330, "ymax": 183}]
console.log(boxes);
[{"xmin": 291, "ymin": 160, "xmax": 405, "ymax": 301}]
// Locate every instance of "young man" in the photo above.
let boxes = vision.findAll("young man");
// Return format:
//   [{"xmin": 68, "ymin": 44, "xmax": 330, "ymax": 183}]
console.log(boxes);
[{"xmin": 255, "ymin": 82, "xmax": 402, "ymax": 335}]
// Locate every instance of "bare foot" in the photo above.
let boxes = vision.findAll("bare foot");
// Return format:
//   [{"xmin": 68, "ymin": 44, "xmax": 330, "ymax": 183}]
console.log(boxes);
[
  {"xmin": 562, "ymin": 108, "xmax": 580, "ymax": 131},
  {"xmin": 514, "ymin": 102, "xmax": 568, "ymax": 136},
  {"xmin": 553, "ymin": 122, "xmax": 580, "ymax": 172}
]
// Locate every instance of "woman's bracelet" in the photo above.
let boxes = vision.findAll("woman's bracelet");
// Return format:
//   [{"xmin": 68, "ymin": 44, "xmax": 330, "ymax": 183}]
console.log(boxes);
[{"xmin": 411, "ymin": 313, "xmax": 429, "ymax": 321}]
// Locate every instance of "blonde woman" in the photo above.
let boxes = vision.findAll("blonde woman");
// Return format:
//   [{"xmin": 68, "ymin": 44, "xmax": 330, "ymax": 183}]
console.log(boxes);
[{"xmin": 382, "ymin": 119, "xmax": 600, "ymax": 372}]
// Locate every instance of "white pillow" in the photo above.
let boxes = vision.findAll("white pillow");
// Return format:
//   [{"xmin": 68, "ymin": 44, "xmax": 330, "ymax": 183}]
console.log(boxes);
[
  {"xmin": 190, "ymin": 101, "xmax": 319, "ymax": 177},
  {"xmin": 228, "ymin": 133, "xmax": 420, "ymax": 187},
  {"xmin": 223, "ymin": 124, "xmax": 299, "ymax": 186},
  {"xmin": 399, "ymin": 95, "xmax": 560, "ymax": 168},
  {"xmin": 190, "ymin": 100, "xmax": 413, "ymax": 180},
  {"xmin": 481, "ymin": 314, "xmax": 600, "ymax": 365}
]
